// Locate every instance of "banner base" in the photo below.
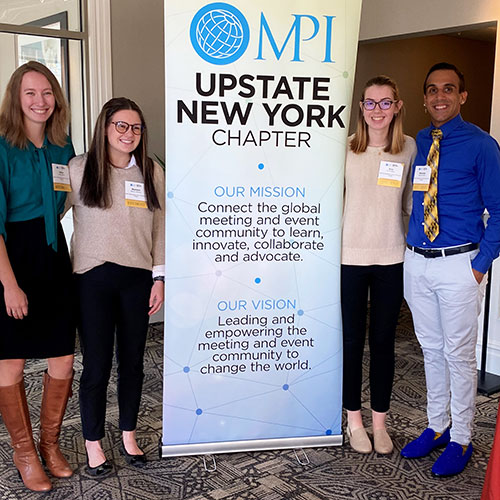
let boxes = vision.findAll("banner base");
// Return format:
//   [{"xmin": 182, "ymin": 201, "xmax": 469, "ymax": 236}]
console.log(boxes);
[{"xmin": 160, "ymin": 434, "xmax": 343, "ymax": 458}]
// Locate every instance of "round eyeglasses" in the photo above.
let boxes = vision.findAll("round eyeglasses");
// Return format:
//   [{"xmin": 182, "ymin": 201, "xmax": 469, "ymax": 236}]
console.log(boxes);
[
  {"xmin": 361, "ymin": 99, "xmax": 396, "ymax": 111},
  {"xmin": 111, "ymin": 121, "xmax": 145, "ymax": 135}
]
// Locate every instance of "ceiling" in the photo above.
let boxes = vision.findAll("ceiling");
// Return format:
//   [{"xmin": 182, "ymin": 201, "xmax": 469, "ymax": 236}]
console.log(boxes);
[{"xmin": 445, "ymin": 25, "xmax": 497, "ymax": 44}]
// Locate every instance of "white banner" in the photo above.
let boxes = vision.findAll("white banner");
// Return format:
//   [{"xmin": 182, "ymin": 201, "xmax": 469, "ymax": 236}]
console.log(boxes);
[{"xmin": 162, "ymin": 0, "xmax": 362, "ymax": 456}]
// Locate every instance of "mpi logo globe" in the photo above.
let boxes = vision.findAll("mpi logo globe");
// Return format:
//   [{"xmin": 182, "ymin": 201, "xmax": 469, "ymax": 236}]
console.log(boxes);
[{"xmin": 190, "ymin": 2, "xmax": 250, "ymax": 65}]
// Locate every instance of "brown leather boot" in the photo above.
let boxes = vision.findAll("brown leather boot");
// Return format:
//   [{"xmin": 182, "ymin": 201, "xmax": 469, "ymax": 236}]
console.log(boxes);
[
  {"xmin": 0, "ymin": 380, "xmax": 52, "ymax": 492},
  {"xmin": 38, "ymin": 371, "xmax": 74, "ymax": 478}
]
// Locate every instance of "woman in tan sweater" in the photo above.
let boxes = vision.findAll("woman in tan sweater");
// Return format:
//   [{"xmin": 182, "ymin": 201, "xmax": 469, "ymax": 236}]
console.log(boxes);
[
  {"xmin": 67, "ymin": 97, "xmax": 165, "ymax": 475},
  {"xmin": 342, "ymin": 76, "xmax": 416, "ymax": 454}
]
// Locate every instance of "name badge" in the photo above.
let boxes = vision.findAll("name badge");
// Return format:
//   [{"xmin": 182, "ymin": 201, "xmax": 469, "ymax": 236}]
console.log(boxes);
[
  {"xmin": 377, "ymin": 161, "xmax": 404, "ymax": 188},
  {"xmin": 125, "ymin": 181, "xmax": 147, "ymax": 208},
  {"xmin": 52, "ymin": 163, "xmax": 71, "ymax": 192},
  {"xmin": 413, "ymin": 166, "xmax": 431, "ymax": 191}
]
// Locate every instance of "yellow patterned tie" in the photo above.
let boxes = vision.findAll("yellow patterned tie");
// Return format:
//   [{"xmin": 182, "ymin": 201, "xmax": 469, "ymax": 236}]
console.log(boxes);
[{"xmin": 423, "ymin": 129, "xmax": 443, "ymax": 242}]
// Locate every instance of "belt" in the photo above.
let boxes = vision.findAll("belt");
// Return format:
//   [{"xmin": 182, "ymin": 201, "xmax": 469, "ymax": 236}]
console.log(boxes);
[{"xmin": 406, "ymin": 243, "xmax": 478, "ymax": 258}]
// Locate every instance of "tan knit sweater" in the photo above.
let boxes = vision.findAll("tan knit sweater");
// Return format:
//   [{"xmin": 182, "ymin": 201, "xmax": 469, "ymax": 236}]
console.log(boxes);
[
  {"xmin": 67, "ymin": 154, "xmax": 165, "ymax": 274},
  {"xmin": 341, "ymin": 135, "xmax": 416, "ymax": 266}
]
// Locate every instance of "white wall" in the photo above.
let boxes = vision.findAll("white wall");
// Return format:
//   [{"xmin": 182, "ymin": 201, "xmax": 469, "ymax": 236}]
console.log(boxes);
[
  {"xmin": 109, "ymin": 0, "xmax": 165, "ymax": 160},
  {"xmin": 360, "ymin": 0, "xmax": 500, "ymax": 375}
]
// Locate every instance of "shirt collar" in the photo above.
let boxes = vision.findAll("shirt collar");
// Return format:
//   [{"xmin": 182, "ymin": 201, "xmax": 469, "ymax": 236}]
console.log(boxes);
[
  {"xmin": 123, "ymin": 154, "xmax": 137, "ymax": 169},
  {"xmin": 429, "ymin": 114, "xmax": 463, "ymax": 139}
]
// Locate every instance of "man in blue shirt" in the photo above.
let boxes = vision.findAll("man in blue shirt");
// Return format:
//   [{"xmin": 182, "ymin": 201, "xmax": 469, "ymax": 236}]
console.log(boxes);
[{"xmin": 401, "ymin": 62, "xmax": 500, "ymax": 476}]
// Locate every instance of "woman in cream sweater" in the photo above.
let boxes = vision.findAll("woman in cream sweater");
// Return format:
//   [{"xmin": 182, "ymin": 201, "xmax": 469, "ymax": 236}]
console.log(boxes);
[
  {"xmin": 342, "ymin": 76, "xmax": 416, "ymax": 454},
  {"xmin": 67, "ymin": 97, "xmax": 165, "ymax": 475}
]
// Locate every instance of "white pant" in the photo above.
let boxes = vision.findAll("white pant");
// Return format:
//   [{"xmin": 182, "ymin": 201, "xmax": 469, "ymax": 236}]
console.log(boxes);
[{"xmin": 404, "ymin": 248, "xmax": 486, "ymax": 445}]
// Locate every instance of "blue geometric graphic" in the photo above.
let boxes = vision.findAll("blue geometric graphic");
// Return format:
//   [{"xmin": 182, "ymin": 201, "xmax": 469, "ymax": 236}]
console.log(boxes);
[
  {"xmin": 163, "ymin": 0, "xmax": 363, "ymax": 456},
  {"xmin": 190, "ymin": 2, "xmax": 250, "ymax": 65}
]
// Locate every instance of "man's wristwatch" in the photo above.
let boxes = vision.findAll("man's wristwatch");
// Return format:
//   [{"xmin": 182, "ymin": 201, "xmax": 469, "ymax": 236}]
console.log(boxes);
[{"xmin": 153, "ymin": 276, "xmax": 165, "ymax": 282}]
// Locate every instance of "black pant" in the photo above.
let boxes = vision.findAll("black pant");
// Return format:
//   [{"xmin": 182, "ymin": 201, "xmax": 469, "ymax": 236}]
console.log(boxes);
[
  {"xmin": 76, "ymin": 262, "xmax": 152, "ymax": 441},
  {"xmin": 341, "ymin": 263, "xmax": 403, "ymax": 413}
]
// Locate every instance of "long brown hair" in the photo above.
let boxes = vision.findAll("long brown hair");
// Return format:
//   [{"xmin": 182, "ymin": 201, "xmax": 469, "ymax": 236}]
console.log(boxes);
[
  {"xmin": 350, "ymin": 75, "xmax": 405, "ymax": 155},
  {"xmin": 80, "ymin": 97, "xmax": 160, "ymax": 210},
  {"xmin": 0, "ymin": 61, "xmax": 69, "ymax": 148}
]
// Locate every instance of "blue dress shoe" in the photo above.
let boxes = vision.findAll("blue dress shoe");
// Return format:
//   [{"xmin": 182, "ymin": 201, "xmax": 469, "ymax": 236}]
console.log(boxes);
[
  {"xmin": 431, "ymin": 442, "xmax": 473, "ymax": 477},
  {"xmin": 400, "ymin": 428, "xmax": 450, "ymax": 458}
]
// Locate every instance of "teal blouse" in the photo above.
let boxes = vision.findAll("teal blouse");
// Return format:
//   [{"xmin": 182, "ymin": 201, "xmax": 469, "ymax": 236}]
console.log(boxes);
[{"xmin": 0, "ymin": 135, "xmax": 75, "ymax": 250}]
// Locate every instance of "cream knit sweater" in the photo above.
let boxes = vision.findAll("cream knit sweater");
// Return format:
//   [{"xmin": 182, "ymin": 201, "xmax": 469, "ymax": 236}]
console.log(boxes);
[
  {"xmin": 341, "ymin": 135, "xmax": 416, "ymax": 266},
  {"xmin": 67, "ymin": 154, "xmax": 165, "ymax": 274}
]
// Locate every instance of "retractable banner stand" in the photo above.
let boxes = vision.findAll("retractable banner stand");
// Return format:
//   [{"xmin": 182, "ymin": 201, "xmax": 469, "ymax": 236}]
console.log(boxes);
[{"xmin": 162, "ymin": 0, "xmax": 362, "ymax": 457}]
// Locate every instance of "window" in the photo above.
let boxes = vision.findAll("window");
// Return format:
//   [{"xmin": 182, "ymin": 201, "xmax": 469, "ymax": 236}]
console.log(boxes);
[
  {"xmin": 0, "ymin": 0, "xmax": 113, "ymax": 241},
  {"xmin": 0, "ymin": 0, "xmax": 87, "ymax": 152}
]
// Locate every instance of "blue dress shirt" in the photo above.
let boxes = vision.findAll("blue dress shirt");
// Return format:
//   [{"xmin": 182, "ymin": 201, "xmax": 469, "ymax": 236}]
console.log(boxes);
[{"xmin": 407, "ymin": 114, "xmax": 500, "ymax": 274}]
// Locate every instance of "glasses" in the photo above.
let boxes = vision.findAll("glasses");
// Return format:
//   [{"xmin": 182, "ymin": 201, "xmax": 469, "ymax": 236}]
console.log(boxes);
[
  {"xmin": 361, "ymin": 99, "xmax": 396, "ymax": 111},
  {"xmin": 111, "ymin": 121, "xmax": 144, "ymax": 135}
]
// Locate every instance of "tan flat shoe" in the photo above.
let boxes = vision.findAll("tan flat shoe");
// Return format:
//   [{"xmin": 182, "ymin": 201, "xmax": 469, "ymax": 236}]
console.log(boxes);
[
  {"xmin": 347, "ymin": 426, "xmax": 372, "ymax": 454},
  {"xmin": 373, "ymin": 428, "xmax": 393, "ymax": 454}
]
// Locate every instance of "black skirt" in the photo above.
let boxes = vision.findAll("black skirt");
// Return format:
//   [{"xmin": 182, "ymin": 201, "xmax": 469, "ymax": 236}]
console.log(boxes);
[{"xmin": 0, "ymin": 217, "xmax": 76, "ymax": 359}]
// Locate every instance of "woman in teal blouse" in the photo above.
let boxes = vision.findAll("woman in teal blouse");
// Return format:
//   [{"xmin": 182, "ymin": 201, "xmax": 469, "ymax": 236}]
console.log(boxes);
[{"xmin": 0, "ymin": 62, "xmax": 76, "ymax": 493}]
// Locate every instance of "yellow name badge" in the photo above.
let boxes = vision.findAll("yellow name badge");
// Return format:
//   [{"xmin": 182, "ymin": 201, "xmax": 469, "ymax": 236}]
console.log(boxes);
[
  {"xmin": 52, "ymin": 163, "xmax": 71, "ymax": 192},
  {"xmin": 125, "ymin": 181, "xmax": 147, "ymax": 208},
  {"xmin": 413, "ymin": 165, "xmax": 431, "ymax": 191},
  {"xmin": 377, "ymin": 161, "xmax": 404, "ymax": 188}
]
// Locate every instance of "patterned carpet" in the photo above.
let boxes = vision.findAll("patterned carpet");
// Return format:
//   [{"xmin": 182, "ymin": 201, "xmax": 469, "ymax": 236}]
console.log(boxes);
[{"xmin": 0, "ymin": 304, "xmax": 498, "ymax": 500}]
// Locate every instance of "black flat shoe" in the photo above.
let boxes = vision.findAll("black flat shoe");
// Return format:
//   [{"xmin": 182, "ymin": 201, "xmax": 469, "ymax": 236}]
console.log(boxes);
[
  {"xmin": 85, "ymin": 457, "xmax": 113, "ymax": 477},
  {"xmin": 119, "ymin": 443, "xmax": 147, "ymax": 467}
]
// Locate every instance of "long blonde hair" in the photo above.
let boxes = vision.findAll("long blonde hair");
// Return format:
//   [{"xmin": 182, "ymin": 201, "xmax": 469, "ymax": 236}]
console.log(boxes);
[
  {"xmin": 350, "ymin": 75, "xmax": 405, "ymax": 155},
  {"xmin": 0, "ymin": 61, "xmax": 69, "ymax": 149}
]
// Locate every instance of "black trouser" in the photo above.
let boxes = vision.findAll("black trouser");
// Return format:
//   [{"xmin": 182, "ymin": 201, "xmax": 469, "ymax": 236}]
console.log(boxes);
[
  {"xmin": 76, "ymin": 262, "xmax": 151, "ymax": 441},
  {"xmin": 341, "ymin": 263, "xmax": 403, "ymax": 413}
]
